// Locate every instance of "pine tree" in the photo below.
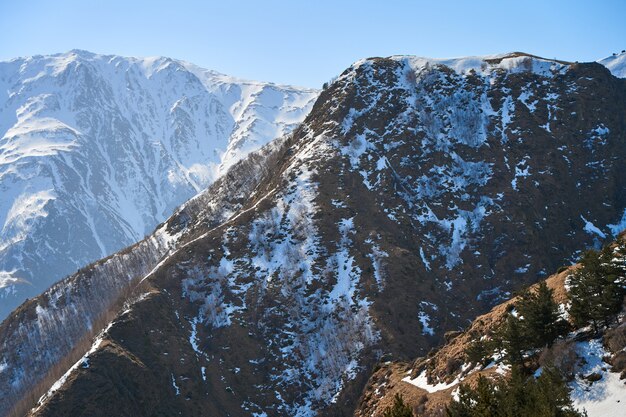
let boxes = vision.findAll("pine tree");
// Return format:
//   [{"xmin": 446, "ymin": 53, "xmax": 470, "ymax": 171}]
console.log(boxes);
[
  {"xmin": 446, "ymin": 383, "xmax": 475, "ymax": 417},
  {"xmin": 504, "ymin": 365, "xmax": 552, "ymax": 416},
  {"xmin": 446, "ymin": 375, "xmax": 499, "ymax": 417},
  {"xmin": 596, "ymin": 246, "xmax": 626, "ymax": 326},
  {"xmin": 471, "ymin": 375, "xmax": 501, "ymax": 417},
  {"xmin": 465, "ymin": 339, "xmax": 490, "ymax": 367},
  {"xmin": 382, "ymin": 393, "xmax": 413, "ymax": 417},
  {"xmin": 569, "ymin": 248, "xmax": 625, "ymax": 333},
  {"xmin": 568, "ymin": 251, "xmax": 600, "ymax": 331},
  {"xmin": 534, "ymin": 367, "xmax": 587, "ymax": 417},
  {"xmin": 499, "ymin": 315, "xmax": 526, "ymax": 367},
  {"xmin": 517, "ymin": 282, "xmax": 564, "ymax": 347},
  {"xmin": 447, "ymin": 368, "xmax": 586, "ymax": 417}
]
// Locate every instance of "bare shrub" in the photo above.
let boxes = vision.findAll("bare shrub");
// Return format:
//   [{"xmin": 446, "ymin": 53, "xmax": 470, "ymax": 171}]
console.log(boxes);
[
  {"xmin": 445, "ymin": 357, "xmax": 463, "ymax": 375},
  {"xmin": 538, "ymin": 339, "xmax": 578, "ymax": 379},
  {"xmin": 414, "ymin": 394, "xmax": 428, "ymax": 415},
  {"xmin": 603, "ymin": 322, "xmax": 626, "ymax": 354},
  {"xmin": 605, "ymin": 350, "xmax": 626, "ymax": 379}
]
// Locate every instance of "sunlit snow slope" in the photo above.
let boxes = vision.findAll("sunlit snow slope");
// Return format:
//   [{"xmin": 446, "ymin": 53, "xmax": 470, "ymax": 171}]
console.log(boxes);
[
  {"xmin": 0, "ymin": 50, "xmax": 318, "ymax": 319},
  {"xmin": 599, "ymin": 51, "xmax": 626, "ymax": 78}
]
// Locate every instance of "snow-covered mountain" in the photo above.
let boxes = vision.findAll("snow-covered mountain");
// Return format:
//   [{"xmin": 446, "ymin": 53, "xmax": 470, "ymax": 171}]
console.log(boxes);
[
  {"xmin": 0, "ymin": 50, "xmax": 318, "ymax": 319},
  {"xmin": 2, "ymin": 52, "xmax": 626, "ymax": 417},
  {"xmin": 599, "ymin": 50, "xmax": 626, "ymax": 78}
]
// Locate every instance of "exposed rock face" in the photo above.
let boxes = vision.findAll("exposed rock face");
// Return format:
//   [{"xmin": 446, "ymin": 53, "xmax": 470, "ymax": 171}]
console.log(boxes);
[
  {"xmin": 0, "ymin": 50, "xmax": 318, "ymax": 319},
  {"xmin": 4, "ymin": 53, "xmax": 626, "ymax": 417}
]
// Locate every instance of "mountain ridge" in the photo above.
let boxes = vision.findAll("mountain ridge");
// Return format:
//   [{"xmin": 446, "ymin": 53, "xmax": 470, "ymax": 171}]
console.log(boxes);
[{"xmin": 3, "ymin": 49, "xmax": 317, "ymax": 90}]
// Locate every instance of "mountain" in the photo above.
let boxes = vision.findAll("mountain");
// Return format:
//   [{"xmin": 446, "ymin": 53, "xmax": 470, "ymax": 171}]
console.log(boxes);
[
  {"xmin": 599, "ymin": 50, "xmax": 626, "ymax": 78},
  {"xmin": 0, "ymin": 50, "xmax": 318, "ymax": 319},
  {"xmin": 356, "ymin": 235, "xmax": 626, "ymax": 417},
  {"xmin": 2, "ymin": 52, "xmax": 626, "ymax": 417}
]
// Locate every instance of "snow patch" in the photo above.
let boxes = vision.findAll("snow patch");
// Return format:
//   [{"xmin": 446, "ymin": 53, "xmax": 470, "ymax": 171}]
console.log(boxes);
[
  {"xmin": 397, "ymin": 54, "xmax": 566, "ymax": 78},
  {"xmin": 365, "ymin": 239, "xmax": 389, "ymax": 289},
  {"xmin": 581, "ymin": 216, "xmax": 607, "ymax": 239},
  {"xmin": 171, "ymin": 374, "xmax": 180, "ymax": 396},
  {"xmin": 402, "ymin": 369, "xmax": 459, "ymax": 393},
  {"xmin": 598, "ymin": 52, "xmax": 626, "ymax": 78},
  {"xmin": 418, "ymin": 311, "xmax": 435, "ymax": 336},
  {"xmin": 419, "ymin": 247, "xmax": 431, "ymax": 271},
  {"xmin": 571, "ymin": 339, "xmax": 626, "ymax": 417},
  {"xmin": 607, "ymin": 209, "xmax": 626, "ymax": 236}
]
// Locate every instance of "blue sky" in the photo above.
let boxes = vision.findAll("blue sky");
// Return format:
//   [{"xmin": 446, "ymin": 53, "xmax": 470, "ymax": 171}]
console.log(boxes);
[{"xmin": 1, "ymin": 0, "xmax": 624, "ymax": 87}]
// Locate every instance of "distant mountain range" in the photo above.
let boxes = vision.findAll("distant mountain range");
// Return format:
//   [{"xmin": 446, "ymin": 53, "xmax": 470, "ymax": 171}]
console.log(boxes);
[{"xmin": 0, "ymin": 50, "xmax": 318, "ymax": 319}]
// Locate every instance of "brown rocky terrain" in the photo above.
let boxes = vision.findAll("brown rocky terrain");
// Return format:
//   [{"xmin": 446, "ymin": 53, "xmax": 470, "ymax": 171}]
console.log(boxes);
[
  {"xmin": 355, "ymin": 235, "xmax": 626, "ymax": 417},
  {"xmin": 355, "ymin": 263, "xmax": 574, "ymax": 416}
]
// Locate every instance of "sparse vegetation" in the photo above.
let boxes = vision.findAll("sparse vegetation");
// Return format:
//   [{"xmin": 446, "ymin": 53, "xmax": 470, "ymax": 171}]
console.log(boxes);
[
  {"xmin": 382, "ymin": 393, "xmax": 414, "ymax": 417},
  {"xmin": 538, "ymin": 340, "xmax": 578, "ymax": 380},
  {"xmin": 464, "ymin": 339, "xmax": 492, "ymax": 367},
  {"xmin": 603, "ymin": 320, "xmax": 626, "ymax": 378},
  {"xmin": 446, "ymin": 367, "xmax": 586, "ymax": 417}
]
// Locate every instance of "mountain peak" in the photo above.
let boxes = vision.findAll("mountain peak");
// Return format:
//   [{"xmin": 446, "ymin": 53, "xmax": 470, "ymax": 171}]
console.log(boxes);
[
  {"xmin": 66, "ymin": 49, "xmax": 97, "ymax": 57},
  {"xmin": 1, "ymin": 50, "xmax": 318, "ymax": 92},
  {"xmin": 598, "ymin": 50, "xmax": 626, "ymax": 78}
]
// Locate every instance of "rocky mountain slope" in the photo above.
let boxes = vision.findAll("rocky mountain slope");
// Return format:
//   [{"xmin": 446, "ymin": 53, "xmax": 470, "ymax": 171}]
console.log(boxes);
[
  {"xmin": 356, "ymin": 235, "xmax": 626, "ymax": 417},
  {"xmin": 2, "ymin": 52, "xmax": 626, "ymax": 417},
  {"xmin": 1, "ymin": 137, "xmax": 289, "ymax": 416},
  {"xmin": 0, "ymin": 50, "xmax": 318, "ymax": 319}
]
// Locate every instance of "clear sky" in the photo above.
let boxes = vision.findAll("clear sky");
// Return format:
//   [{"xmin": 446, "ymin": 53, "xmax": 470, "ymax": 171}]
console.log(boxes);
[{"xmin": 1, "ymin": 0, "xmax": 624, "ymax": 88}]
